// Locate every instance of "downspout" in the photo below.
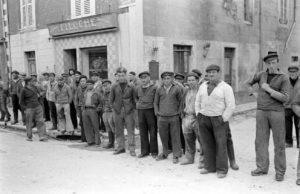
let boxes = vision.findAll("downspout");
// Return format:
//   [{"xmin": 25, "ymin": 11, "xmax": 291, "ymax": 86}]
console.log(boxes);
[
  {"xmin": 258, "ymin": 0, "xmax": 263, "ymax": 70},
  {"xmin": 284, "ymin": 0, "xmax": 296, "ymax": 52}
]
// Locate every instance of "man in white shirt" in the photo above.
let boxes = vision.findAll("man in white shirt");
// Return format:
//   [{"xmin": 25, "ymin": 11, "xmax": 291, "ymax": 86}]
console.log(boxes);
[{"xmin": 195, "ymin": 64, "xmax": 235, "ymax": 178}]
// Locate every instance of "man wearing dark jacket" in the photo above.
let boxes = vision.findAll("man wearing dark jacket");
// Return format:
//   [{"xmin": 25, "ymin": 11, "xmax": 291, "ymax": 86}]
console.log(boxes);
[
  {"xmin": 135, "ymin": 71, "xmax": 158, "ymax": 158},
  {"xmin": 10, "ymin": 71, "xmax": 25, "ymax": 125},
  {"xmin": 154, "ymin": 71, "xmax": 182, "ymax": 164},
  {"xmin": 19, "ymin": 77, "xmax": 47, "ymax": 141},
  {"xmin": 109, "ymin": 67, "xmax": 136, "ymax": 156}
]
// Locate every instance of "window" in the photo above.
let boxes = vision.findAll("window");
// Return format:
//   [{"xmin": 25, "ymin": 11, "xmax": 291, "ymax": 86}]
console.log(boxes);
[
  {"xmin": 292, "ymin": 56, "xmax": 299, "ymax": 62},
  {"xmin": 173, "ymin": 45, "xmax": 192, "ymax": 75},
  {"xmin": 244, "ymin": 0, "xmax": 253, "ymax": 23},
  {"xmin": 224, "ymin": 47, "xmax": 235, "ymax": 86},
  {"xmin": 25, "ymin": 51, "xmax": 36, "ymax": 75},
  {"xmin": 71, "ymin": 0, "xmax": 95, "ymax": 19},
  {"xmin": 279, "ymin": 0, "xmax": 288, "ymax": 24},
  {"xmin": 20, "ymin": 0, "xmax": 36, "ymax": 28}
]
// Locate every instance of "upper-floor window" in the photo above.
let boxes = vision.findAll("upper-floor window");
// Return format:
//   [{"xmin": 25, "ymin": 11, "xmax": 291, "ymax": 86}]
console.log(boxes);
[
  {"xmin": 20, "ymin": 0, "xmax": 36, "ymax": 29},
  {"xmin": 244, "ymin": 0, "xmax": 254, "ymax": 23},
  {"xmin": 279, "ymin": 0, "xmax": 288, "ymax": 25},
  {"xmin": 71, "ymin": 0, "xmax": 95, "ymax": 19}
]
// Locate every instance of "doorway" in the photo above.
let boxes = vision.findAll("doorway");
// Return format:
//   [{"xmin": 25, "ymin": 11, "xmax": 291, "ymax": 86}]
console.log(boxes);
[
  {"xmin": 224, "ymin": 47, "xmax": 235, "ymax": 86},
  {"xmin": 64, "ymin": 49, "xmax": 77, "ymax": 71}
]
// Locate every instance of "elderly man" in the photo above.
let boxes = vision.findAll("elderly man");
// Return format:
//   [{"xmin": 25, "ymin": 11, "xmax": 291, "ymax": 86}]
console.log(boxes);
[
  {"xmin": 195, "ymin": 64, "xmax": 235, "ymax": 178},
  {"xmin": 246, "ymin": 51, "xmax": 289, "ymax": 181},
  {"xmin": 19, "ymin": 77, "xmax": 47, "ymax": 142},
  {"xmin": 46, "ymin": 72, "xmax": 58, "ymax": 130},
  {"xmin": 135, "ymin": 71, "xmax": 158, "ymax": 158},
  {"xmin": 285, "ymin": 65, "xmax": 300, "ymax": 148},
  {"xmin": 54, "ymin": 76, "xmax": 74, "ymax": 134},
  {"xmin": 82, "ymin": 79, "xmax": 103, "ymax": 147},
  {"xmin": 154, "ymin": 71, "xmax": 182, "ymax": 164},
  {"xmin": 110, "ymin": 67, "xmax": 136, "ymax": 156}
]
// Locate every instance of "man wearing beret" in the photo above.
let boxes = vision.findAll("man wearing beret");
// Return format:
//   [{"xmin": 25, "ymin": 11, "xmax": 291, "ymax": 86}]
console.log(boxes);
[
  {"xmin": 135, "ymin": 71, "xmax": 158, "ymax": 158},
  {"xmin": 46, "ymin": 72, "xmax": 58, "ymax": 130},
  {"xmin": 74, "ymin": 75, "xmax": 88, "ymax": 142},
  {"xmin": 246, "ymin": 51, "xmax": 289, "ymax": 181},
  {"xmin": 102, "ymin": 79, "xmax": 115, "ymax": 149},
  {"xmin": 180, "ymin": 72, "xmax": 204, "ymax": 167},
  {"xmin": 110, "ymin": 67, "xmax": 136, "ymax": 156},
  {"xmin": 284, "ymin": 65, "xmax": 300, "ymax": 148},
  {"xmin": 82, "ymin": 79, "xmax": 103, "ymax": 147},
  {"xmin": 19, "ymin": 77, "xmax": 47, "ymax": 141},
  {"xmin": 195, "ymin": 64, "xmax": 235, "ymax": 178},
  {"xmin": 10, "ymin": 70, "xmax": 25, "ymax": 125},
  {"xmin": 154, "ymin": 71, "xmax": 183, "ymax": 164},
  {"xmin": 54, "ymin": 76, "xmax": 74, "ymax": 134}
]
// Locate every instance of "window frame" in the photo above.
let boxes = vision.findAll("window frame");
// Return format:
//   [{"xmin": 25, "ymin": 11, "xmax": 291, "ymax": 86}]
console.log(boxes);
[
  {"xmin": 20, "ymin": 0, "xmax": 36, "ymax": 29},
  {"xmin": 243, "ymin": 0, "xmax": 254, "ymax": 24},
  {"xmin": 278, "ymin": 0, "xmax": 289, "ymax": 25},
  {"xmin": 173, "ymin": 45, "xmax": 192, "ymax": 75},
  {"xmin": 71, "ymin": 0, "xmax": 96, "ymax": 19}
]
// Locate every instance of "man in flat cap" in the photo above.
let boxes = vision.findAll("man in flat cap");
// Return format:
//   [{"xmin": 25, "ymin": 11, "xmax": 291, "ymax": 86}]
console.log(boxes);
[
  {"xmin": 154, "ymin": 71, "xmax": 182, "ymax": 164},
  {"xmin": 195, "ymin": 64, "xmax": 235, "ymax": 178},
  {"xmin": 129, "ymin": 71, "xmax": 140, "ymax": 131},
  {"xmin": 284, "ymin": 65, "xmax": 300, "ymax": 148},
  {"xmin": 10, "ymin": 70, "xmax": 25, "ymax": 125},
  {"xmin": 82, "ymin": 79, "xmax": 103, "ymax": 147},
  {"xmin": 180, "ymin": 72, "xmax": 204, "ymax": 167},
  {"xmin": 246, "ymin": 51, "xmax": 289, "ymax": 181},
  {"xmin": 135, "ymin": 71, "xmax": 158, "ymax": 158},
  {"xmin": 102, "ymin": 79, "xmax": 115, "ymax": 149},
  {"xmin": 19, "ymin": 77, "xmax": 47, "ymax": 141},
  {"xmin": 110, "ymin": 67, "xmax": 136, "ymax": 156},
  {"xmin": 74, "ymin": 75, "xmax": 88, "ymax": 142},
  {"xmin": 54, "ymin": 76, "xmax": 74, "ymax": 134},
  {"xmin": 46, "ymin": 72, "xmax": 58, "ymax": 130}
]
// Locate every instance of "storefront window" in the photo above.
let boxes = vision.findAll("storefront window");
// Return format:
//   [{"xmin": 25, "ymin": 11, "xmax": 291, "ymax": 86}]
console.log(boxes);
[{"xmin": 88, "ymin": 47, "xmax": 108, "ymax": 79}]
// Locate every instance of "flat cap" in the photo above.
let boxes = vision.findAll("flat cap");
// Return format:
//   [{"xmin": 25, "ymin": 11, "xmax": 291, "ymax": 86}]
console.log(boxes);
[
  {"xmin": 138, "ymin": 71, "xmax": 150, "ymax": 78},
  {"xmin": 11, "ymin": 70, "xmax": 19, "ymax": 75},
  {"xmin": 79, "ymin": 75, "xmax": 87, "ymax": 81},
  {"xmin": 129, "ymin": 71, "xmax": 136, "ymax": 76},
  {"xmin": 20, "ymin": 72, "xmax": 27, "ymax": 76},
  {"xmin": 263, "ymin": 51, "xmax": 278, "ymax": 62},
  {"xmin": 57, "ymin": 76, "xmax": 64, "ymax": 81},
  {"xmin": 61, "ymin": 73, "xmax": 69, "ymax": 77},
  {"xmin": 86, "ymin": 79, "xmax": 95, "ymax": 84},
  {"xmin": 161, "ymin": 71, "xmax": 174, "ymax": 78},
  {"xmin": 191, "ymin": 69, "xmax": 202, "ymax": 77},
  {"xmin": 206, "ymin": 64, "xmax": 220, "ymax": 72},
  {"xmin": 74, "ymin": 70, "xmax": 82, "ymax": 75},
  {"xmin": 49, "ymin": 72, "xmax": 56, "ymax": 76},
  {"xmin": 175, "ymin": 73, "xmax": 185, "ymax": 80},
  {"xmin": 42, "ymin": 72, "xmax": 49, "ymax": 76},
  {"xmin": 116, "ymin": 67, "xmax": 127, "ymax": 74},
  {"xmin": 90, "ymin": 71, "xmax": 99, "ymax": 76},
  {"xmin": 186, "ymin": 72, "xmax": 199, "ymax": 79},
  {"xmin": 288, "ymin": 65, "xmax": 299, "ymax": 72},
  {"xmin": 102, "ymin": 79, "xmax": 112, "ymax": 85},
  {"xmin": 31, "ymin": 73, "xmax": 37, "ymax": 77},
  {"xmin": 24, "ymin": 76, "xmax": 32, "ymax": 82}
]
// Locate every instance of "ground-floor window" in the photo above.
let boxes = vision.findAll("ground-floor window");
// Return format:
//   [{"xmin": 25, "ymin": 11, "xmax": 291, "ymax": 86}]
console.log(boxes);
[
  {"xmin": 88, "ymin": 46, "xmax": 107, "ymax": 79},
  {"xmin": 173, "ymin": 45, "xmax": 192, "ymax": 75},
  {"xmin": 25, "ymin": 51, "xmax": 36, "ymax": 75},
  {"xmin": 224, "ymin": 47, "xmax": 235, "ymax": 86}
]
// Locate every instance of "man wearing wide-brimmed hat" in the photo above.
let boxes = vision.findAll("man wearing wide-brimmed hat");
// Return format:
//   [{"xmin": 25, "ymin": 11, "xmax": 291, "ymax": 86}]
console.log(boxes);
[{"xmin": 247, "ymin": 51, "xmax": 289, "ymax": 181}]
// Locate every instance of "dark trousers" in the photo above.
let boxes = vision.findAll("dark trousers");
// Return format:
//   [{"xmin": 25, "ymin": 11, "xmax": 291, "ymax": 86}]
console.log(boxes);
[
  {"xmin": 138, "ymin": 109, "xmax": 158, "ymax": 155},
  {"xmin": 11, "ymin": 94, "xmax": 25, "ymax": 123},
  {"xmin": 25, "ymin": 105, "xmax": 47, "ymax": 139},
  {"xmin": 98, "ymin": 112, "xmax": 106, "ymax": 132},
  {"xmin": 77, "ymin": 106, "xmax": 86, "ymax": 142},
  {"xmin": 158, "ymin": 115, "xmax": 182, "ymax": 158},
  {"xmin": 227, "ymin": 123, "xmax": 236, "ymax": 162},
  {"xmin": 255, "ymin": 110, "xmax": 286, "ymax": 175},
  {"xmin": 43, "ymin": 97, "xmax": 50, "ymax": 121},
  {"xmin": 285, "ymin": 108, "xmax": 299, "ymax": 147},
  {"xmin": 48, "ymin": 101, "xmax": 57, "ymax": 128},
  {"xmin": 70, "ymin": 101, "xmax": 78, "ymax": 129},
  {"xmin": 0, "ymin": 96, "xmax": 10, "ymax": 120},
  {"xmin": 168, "ymin": 118, "xmax": 185, "ymax": 153},
  {"xmin": 198, "ymin": 114, "xmax": 228, "ymax": 174},
  {"xmin": 82, "ymin": 108, "xmax": 100, "ymax": 145}
]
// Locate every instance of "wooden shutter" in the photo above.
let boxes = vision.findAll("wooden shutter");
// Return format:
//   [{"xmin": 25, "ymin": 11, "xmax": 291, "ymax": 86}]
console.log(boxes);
[
  {"xmin": 84, "ymin": 0, "xmax": 91, "ymax": 15},
  {"xmin": 75, "ymin": 0, "xmax": 82, "ymax": 17},
  {"xmin": 21, "ymin": 0, "xmax": 27, "ymax": 27},
  {"xmin": 27, "ymin": 0, "xmax": 33, "ymax": 26}
]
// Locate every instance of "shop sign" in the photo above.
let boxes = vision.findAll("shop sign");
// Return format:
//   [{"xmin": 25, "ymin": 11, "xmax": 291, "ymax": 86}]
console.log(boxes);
[{"xmin": 48, "ymin": 13, "xmax": 118, "ymax": 37}]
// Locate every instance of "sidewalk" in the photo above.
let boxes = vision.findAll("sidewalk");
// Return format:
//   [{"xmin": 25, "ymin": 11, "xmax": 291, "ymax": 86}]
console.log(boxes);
[{"xmin": 0, "ymin": 102, "xmax": 257, "ymax": 139}]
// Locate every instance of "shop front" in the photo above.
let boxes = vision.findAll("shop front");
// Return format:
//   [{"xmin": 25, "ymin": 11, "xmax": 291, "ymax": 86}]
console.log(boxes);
[{"xmin": 48, "ymin": 13, "xmax": 119, "ymax": 79}]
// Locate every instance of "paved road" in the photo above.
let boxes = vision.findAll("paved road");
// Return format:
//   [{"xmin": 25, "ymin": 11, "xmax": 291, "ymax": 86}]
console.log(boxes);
[{"xmin": 0, "ymin": 114, "xmax": 299, "ymax": 194}]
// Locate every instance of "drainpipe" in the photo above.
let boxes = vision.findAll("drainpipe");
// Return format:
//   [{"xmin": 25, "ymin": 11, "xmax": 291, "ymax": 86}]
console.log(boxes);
[
  {"xmin": 258, "ymin": 0, "xmax": 263, "ymax": 71},
  {"xmin": 284, "ymin": 0, "xmax": 296, "ymax": 52}
]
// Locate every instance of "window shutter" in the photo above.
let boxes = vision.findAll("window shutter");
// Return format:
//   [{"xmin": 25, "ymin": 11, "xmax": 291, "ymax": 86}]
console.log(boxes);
[
  {"xmin": 27, "ymin": 0, "xmax": 33, "ymax": 26},
  {"xmin": 75, "ymin": 0, "xmax": 82, "ymax": 17},
  {"xmin": 84, "ymin": 0, "xmax": 91, "ymax": 15},
  {"xmin": 22, "ymin": 0, "xmax": 27, "ymax": 27}
]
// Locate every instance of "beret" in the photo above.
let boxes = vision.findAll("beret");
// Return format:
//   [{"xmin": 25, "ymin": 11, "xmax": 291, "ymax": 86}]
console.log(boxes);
[
  {"xmin": 206, "ymin": 64, "xmax": 220, "ymax": 72},
  {"xmin": 161, "ymin": 71, "xmax": 174, "ymax": 78},
  {"xmin": 86, "ymin": 79, "xmax": 95, "ymax": 84},
  {"xmin": 263, "ymin": 51, "xmax": 278, "ymax": 62},
  {"xmin": 138, "ymin": 71, "xmax": 150, "ymax": 78},
  {"xmin": 102, "ymin": 79, "xmax": 112, "ymax": 84},
  {"xmin": 288, "ymin": 65, "xmax": 299, "ymax": 72},
  {"xmin": 11, "ymin": 70, "xmax": 19, "ymax": 75},
  {"xmin": 186, "ymin": 72, "xmax": 199, "ymax": 79},
  {"xmin": 174, "ymin": 73, "xmax": 185, "ymax": 80}
]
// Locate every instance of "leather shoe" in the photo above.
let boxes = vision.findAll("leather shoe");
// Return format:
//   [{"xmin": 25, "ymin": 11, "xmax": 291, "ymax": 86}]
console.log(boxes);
[
  {"xmin": 26, "ymin": 138, "xmax": 33, "ymax": 142},
  {"xmin": 130, "ymin": 151, "xmax": 136, "ymax": 157},
  {"xmin": 103, "ymin": 144, "xmax": 114, "ymax": 149},
  {"xmin": 230, "ymin": 161, "xmax": 239, "ymax": 170},
  {"xmin": 138, "ymin": 153, "xmax": 149, "ymax": 158},
  {"xmin": 173, "ymin": 157, "xmax": 179, "ymax": 164},
  {"xmin": 151, "ymin": 153, "xmax": 158, "ymax": 159},
  {"xmin": 296, "ymin": 179, "xmax": 300, "ymax": 186},
  {"xmin": 180, "ymin": 159, "xmax": 194, "ymax": 165},
  {"xmin": 217, "ymin": 173, "xmax": 227, "ymax": 178},
  {"xmin": 275, "ymin": 173, "xmax": 284, "ymax": 182},
  {"xmin": 200, "ymin": 169, "xmax": 209, "ymax": 174},
  {"xmin": 11, "ymin": 120, "xmax": 18, "ymax": 125},
  {"xmin": 156, "ymin": 154, "xmax": 167, "ymax": 161},
  {"xmin": 251, "ymin": 169, "xmax": 268, "ymax": 176},
  {"xmin": 113, "ymin": 149, "xmax": 125, "ymax": 155},
  {"xmin": 198, "ymin": 162, "xmax": 205, "ymax": 169}
]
